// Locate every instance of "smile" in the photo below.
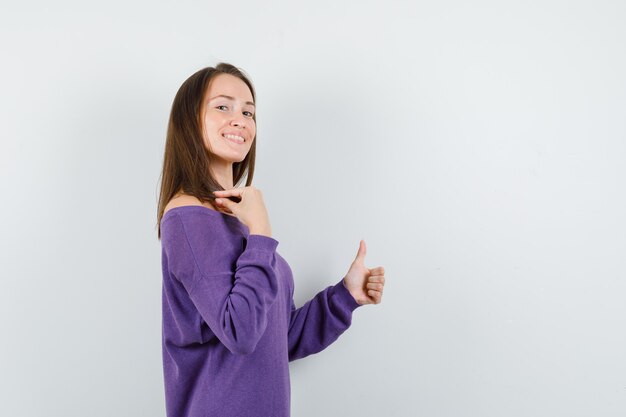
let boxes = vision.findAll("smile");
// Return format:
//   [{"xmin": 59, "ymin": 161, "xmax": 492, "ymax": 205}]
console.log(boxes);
[{"xmin": 222, "ymin": 133, "xmax": 245, "ymax": 144}]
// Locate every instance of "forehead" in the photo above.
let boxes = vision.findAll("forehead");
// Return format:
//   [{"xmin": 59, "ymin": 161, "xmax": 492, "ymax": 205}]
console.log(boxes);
[{"xmin": 206, "ymin": 73, "xmax": 253, "ymax": 103}]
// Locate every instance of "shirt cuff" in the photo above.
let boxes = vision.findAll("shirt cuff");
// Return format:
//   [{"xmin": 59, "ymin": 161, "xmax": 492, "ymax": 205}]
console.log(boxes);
[
  {"xmin": 332, "ymin": 277, "xmax": 361, "ymax": 311},
  {"xmin": 245, "ymin": 234, "xmax": 279, "ymax": 251}
]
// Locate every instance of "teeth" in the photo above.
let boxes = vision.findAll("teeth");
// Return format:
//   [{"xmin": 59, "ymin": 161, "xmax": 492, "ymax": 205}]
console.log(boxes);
[{"xmin": 223, "ymin": 133, "xmax": 244, "ymax": 143}]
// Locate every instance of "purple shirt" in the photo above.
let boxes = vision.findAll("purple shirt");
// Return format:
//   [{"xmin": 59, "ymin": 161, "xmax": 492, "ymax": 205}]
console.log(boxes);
[{"xmin": 160, "ymin": 205, "xmax": 361, "ymax": 417}]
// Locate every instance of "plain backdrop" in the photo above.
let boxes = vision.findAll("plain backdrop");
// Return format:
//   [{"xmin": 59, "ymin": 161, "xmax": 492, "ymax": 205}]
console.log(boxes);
[{"xmin": 1, "ymin": 1, "xmax": 625, "ymax": 416}]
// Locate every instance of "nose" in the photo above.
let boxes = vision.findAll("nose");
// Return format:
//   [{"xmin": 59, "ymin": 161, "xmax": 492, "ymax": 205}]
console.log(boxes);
[{"xmin": 231, "ymin": 115, "xmax": 246, "ymax": 129}]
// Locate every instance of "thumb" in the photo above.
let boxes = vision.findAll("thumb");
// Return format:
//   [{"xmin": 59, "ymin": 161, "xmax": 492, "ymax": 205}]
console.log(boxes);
[{"xmin": 354, "ymin": 239, "xmax": 367, "ymax": 263}]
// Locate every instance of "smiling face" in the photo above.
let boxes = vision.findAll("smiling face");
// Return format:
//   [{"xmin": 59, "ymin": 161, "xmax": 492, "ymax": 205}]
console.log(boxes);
[{"xmin": 201, "ymin": 73, "xmax": 256, "ymax": 165}]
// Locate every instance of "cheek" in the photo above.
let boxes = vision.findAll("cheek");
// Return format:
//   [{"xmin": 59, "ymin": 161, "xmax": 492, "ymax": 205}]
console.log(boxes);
[
  {"xmin": 204, "ymin": 119, "xmax": 224, "ymax": 137},
  {"xmin": 203, "ymin": 128, "xmax": 222, "ymax": 146}
]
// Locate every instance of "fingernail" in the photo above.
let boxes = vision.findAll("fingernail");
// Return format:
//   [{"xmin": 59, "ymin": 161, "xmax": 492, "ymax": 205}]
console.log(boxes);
[{"xmin": 215, "ymin": 198, "xmax": 221, "ymax": 203}]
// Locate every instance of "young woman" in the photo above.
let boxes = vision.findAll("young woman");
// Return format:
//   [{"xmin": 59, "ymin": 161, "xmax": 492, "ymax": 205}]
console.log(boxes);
[{"xmin": 156, "ymin": 62, "xmax": 386, "ymax": 417}]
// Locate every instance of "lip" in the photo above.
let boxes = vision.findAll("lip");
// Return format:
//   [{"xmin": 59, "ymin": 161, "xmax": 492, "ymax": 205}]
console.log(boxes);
[
  {"xmin": 222, "ymin": 133, "xmax": 245, "ymax": 144},
  {"xmin": 221, "ymin": 131, "xmax": 246, "ymax": 142}
]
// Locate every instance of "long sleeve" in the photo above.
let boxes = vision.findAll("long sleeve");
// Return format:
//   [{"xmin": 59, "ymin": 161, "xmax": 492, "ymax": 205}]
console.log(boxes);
[
  {"xmin": 162, "ymin": 211, "xmax": 280, "ymax": 355},
  {"xmin": 287, "ymin": 277, "xmax": 361, "ymax": 362}
]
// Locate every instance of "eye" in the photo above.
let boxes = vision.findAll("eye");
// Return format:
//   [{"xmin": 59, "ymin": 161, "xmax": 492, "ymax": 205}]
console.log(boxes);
[{"xmin": 216, "ymin": 106, "xmax": 254, "ymax": 117}]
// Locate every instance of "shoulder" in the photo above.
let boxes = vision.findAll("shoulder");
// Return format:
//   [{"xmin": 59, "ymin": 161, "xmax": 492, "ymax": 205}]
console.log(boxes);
[
  {"xmin": 164, "ymin": 193, "xmax": 217, "ymax": 217},
  {"xmin": 160, "ymin": 194, "xmax": 225, "ymax": 251}
]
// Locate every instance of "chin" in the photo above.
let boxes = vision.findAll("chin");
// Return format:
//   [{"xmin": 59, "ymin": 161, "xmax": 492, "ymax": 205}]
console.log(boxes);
[{"xmin": 225, "ymin": 152, "xmax": 249, "ymax": 163}]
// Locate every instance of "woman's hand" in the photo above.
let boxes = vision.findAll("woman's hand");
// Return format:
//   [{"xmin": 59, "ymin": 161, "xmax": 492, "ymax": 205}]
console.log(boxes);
[
  {"xmin": 342, "ymin": 240, "xmax": 385, "ymax": 306},
  {"xmin": 213, "ymin": 186, "xmax": 272, "ymax": 237}
]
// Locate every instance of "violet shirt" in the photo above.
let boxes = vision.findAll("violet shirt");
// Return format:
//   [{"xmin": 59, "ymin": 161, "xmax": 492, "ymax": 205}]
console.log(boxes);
[{"xmin": 160, "ymin": 205, "xmax": 361, "ymax": 417}]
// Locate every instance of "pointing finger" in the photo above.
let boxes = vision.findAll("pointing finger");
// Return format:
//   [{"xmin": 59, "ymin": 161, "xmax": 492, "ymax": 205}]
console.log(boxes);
[{"xmin": 213, "ymin": 187, "xmax": 246, "ymax": 197}]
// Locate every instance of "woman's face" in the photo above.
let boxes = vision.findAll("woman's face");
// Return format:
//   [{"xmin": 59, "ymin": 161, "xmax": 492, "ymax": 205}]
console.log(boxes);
[{"xmin": 201, "ymin": 73, "xmax": 256, "ymax": 163}]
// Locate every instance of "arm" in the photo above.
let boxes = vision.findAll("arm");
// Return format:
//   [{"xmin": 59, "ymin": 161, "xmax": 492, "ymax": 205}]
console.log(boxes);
[
  {"xmin": 162, "ymin": 212, "xmax": 280, "ymax": 355},
  {"xmin": 287, "ymin": 278, "xmax": 361, "ymax": 362}
]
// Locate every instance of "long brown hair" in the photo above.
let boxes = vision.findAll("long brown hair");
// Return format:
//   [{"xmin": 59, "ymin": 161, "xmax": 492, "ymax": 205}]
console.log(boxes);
[{"xmin": 155, "ymin": 62, "xmax": 257, "ymax": 239}]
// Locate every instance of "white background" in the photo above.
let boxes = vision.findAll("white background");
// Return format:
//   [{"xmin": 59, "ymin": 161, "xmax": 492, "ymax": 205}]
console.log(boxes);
[{"xmin": 1, "ymin": 1, "xmax": 625, "ymax": 416}]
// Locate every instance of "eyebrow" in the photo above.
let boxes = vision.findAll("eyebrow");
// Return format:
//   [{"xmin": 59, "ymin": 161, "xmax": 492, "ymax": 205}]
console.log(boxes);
[{"xmin": 209, "ymin": 94, "xmax": 255, "ymax": 107}]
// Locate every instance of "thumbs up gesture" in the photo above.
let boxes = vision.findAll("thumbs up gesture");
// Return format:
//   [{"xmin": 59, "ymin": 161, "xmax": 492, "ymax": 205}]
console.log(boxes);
[{"xmin": 342, "ymin": 240, "xmax": 385, "ymax": 306}]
